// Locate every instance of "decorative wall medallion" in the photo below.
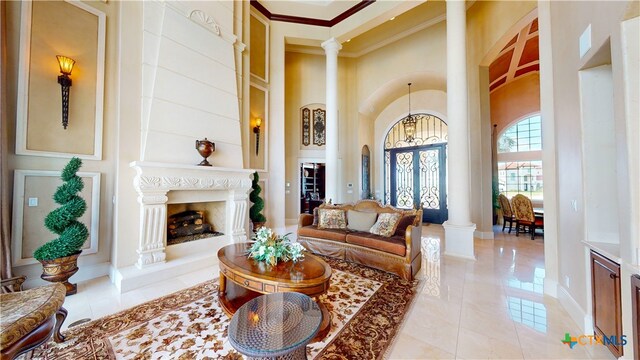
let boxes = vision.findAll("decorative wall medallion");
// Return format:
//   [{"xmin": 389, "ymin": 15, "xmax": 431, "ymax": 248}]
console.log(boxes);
[
  {"xmin": 188, "ymin": 10, "xmax": 221, "ymax": 36},
  {"xmin": 312, "ymin": 108, "xmax": 326, "ymax": 146},
  {"xmin": 302, "ymin": 108, "xmax": 311, "ymax": 146}
]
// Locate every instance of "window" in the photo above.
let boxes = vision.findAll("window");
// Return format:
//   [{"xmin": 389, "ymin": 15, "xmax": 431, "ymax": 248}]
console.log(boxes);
[
  {"xmin": 497, "ymin": 115, "xmax": 543, "ymax": 201},
  {"xmin": 498, "ymin": 115, "xmax": 542, "ymax": 153},
  {"xmin": 498, "ymin": 160, "xmax": 543, "ymax": 200}
]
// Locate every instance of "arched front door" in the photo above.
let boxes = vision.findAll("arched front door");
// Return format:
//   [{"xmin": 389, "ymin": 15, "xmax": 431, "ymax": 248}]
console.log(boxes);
[{"xmin": 384, "ymin": 114, "xmax": 448, "ymax": 224}]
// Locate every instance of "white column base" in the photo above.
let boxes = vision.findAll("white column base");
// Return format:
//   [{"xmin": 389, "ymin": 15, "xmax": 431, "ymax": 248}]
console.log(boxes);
[{"xmin": 443, "ymin": 221, "xmax": 476, "ymax": 260}]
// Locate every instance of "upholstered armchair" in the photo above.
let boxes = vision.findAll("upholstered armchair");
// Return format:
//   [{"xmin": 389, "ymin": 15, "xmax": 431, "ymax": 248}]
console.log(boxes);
[
  {"xmin": 511, "ymin": 194, "xmax": 543, "ymax": 240},
  {"xmin": 498, "ymin": 194, "xmax": 515, "ymax": 233},
  {"xmin": 0, "ymin": 276, "xmax": 68, "ymax": 360}
]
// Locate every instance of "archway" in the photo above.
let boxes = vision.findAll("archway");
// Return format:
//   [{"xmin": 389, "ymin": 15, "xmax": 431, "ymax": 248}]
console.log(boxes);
[{"xmin": 384, "ymin": 114, "xmax": 448, "ymax": 224}]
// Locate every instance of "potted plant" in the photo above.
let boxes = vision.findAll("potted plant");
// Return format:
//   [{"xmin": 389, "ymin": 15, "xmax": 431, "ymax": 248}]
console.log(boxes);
[
  {"xmin": 249, "ymin": 171, "xmax": 266, "ymax": 231},
  {"xmin": 33, "ymin": 157, "xmax": 88, "ymax": 295}
]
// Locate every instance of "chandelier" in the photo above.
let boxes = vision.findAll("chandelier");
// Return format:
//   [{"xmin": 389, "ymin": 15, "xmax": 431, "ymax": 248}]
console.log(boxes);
[{"xmin": 402, "ymin": 83, "xmax": 417, "ymax": 142}]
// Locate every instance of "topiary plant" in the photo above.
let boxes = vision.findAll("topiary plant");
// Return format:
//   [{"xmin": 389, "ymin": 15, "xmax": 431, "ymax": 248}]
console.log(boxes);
[
  {"xmin": 249, "ymin": 171, "xmax": 266, "ymax": 224},
  {"xmin": 33, "ymin": 157, "xmax": 89, "ymax": 261}
]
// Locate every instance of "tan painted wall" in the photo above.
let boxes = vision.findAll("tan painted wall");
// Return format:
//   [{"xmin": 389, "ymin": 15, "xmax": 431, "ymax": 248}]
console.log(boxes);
[
  {"xmin": 546, "ymin": 0, "xmax": 633, "ymax": 331},
  {"xmin": 6, "ymin": 0, "xmax": 118, "ymax": 287},
  {"xmin": 282, "ymin": 50, "xmax": 359, "ymax": 222},
  {"xmin": 26, "ymin": 1, "xmax": 98, "ymax": 155},
  {"xmin": 490, "ymin": 73, "xmax": 541, "ymax": 135}
]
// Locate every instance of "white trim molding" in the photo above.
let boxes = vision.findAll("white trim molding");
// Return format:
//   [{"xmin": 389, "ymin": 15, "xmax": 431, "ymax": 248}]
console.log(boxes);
[
  {"xmin": 11, "ymin": 170, "xmax": 101, "ymax": 266},
  {"xmin": 15, "ymin": 0, "xmax": 105, "ymax": 160}
]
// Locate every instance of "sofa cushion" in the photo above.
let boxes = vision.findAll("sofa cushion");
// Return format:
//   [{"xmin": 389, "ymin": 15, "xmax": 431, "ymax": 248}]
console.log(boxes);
[
  {"xmin": 318, "ymin": 209, "xmax": 347, "ymax": 229},
  {"xmin": 394, "ymin": 215, "xmax": 418, "ymax": 237},
  {"xmin": 369, "ymin": 212, "xmax": 401, "ymax": 237},
  {"xmin": 346, "ymin": 232, "xmax": 406, "ymax": 256},
  {"xmin": 298, "ymin": 225, "xmax": 347, "ymax": 242},
  {"xmin": 347, "ymin": 210, "xmax": 378, "ymax": 232}
]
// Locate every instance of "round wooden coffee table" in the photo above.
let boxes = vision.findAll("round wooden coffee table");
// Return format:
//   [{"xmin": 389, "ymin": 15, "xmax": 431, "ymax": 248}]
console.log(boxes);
[{"xmin": 217, "ymin": 243, "xmax": 332, "ymax": 341}]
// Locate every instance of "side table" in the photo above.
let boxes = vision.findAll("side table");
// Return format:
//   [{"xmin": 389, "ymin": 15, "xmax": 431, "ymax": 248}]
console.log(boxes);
[{"xmin": 228, "ymin": 292, "xmax": 322, "ymax": 360}]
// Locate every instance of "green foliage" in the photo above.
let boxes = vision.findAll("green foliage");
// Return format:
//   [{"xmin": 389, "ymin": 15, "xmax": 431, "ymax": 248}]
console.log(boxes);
[
  {"xmin": 247, "ymin": 227, "xmax": 304, "ymax": 266},
  {"xmin": 33, "ymin": 158, "xmax": 89, "ymax": 261},
  {"xmin": 249, "ymin": 171, "xmax": 266, "ymax": 223}
]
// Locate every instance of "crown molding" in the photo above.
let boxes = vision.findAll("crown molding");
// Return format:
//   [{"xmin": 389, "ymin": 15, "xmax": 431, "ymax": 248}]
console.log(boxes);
[{"xmin": 250, "ymin": 0, "xmax": 375, "ymax": 27}]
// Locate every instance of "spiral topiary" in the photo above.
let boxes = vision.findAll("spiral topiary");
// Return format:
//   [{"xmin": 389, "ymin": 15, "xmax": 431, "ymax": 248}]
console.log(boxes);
[
  {"xmin": 33, "ymin": 157, "xmax": 89, "ymax": 261},
  {"xmin": 249, "ymin": 171, "xmax": 266, "ymax": 223}
]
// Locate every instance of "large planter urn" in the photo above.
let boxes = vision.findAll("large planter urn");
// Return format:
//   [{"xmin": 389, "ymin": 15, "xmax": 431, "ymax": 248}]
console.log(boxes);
[
  {"xmin": 40, "ymin": 251, "xmax": 81, "ymax": 296},
  {"xmin": 252, "ymin": 221, "xmax": 265, "ymax": 232}
]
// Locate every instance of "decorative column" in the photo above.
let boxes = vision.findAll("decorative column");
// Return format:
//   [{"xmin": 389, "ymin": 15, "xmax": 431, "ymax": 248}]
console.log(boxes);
[
  {"xmin": 321, "ymin": 38, "xmax": 342, "ymax": 203},
  {"xmin": 443, "ymin": 0, "xmax": 476, "ymax": 259},
  {"xmin": 136, "ymin": 192, "xmax": 168, "ymax": 268}
]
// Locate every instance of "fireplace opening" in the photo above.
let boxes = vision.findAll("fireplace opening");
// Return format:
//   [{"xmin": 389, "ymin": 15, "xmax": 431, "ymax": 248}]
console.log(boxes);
[{"xmin": 167, "ymin": 202, "xmax": 225, "ymax": 246}]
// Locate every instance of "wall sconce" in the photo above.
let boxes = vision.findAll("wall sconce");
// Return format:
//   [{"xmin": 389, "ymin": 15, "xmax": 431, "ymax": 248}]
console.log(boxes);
[
  {"xmin": 56, "ymin": 55, "xmax": 75, "ymax": 129},
  {"xmin": 253, "ymin": 118, "xmax": 262, "ymax": 155}
]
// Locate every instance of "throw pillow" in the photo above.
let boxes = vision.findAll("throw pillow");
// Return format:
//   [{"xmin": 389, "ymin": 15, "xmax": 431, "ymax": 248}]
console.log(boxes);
[
  {"xmin": 347, "ymin": 210, "xmax": 378, "ymax": 232},
  {"xmin": 318, "ymin": 209, "xmax": 347, "ymax": 229},
  {"xmin": 394, "ymin": 215, "xmax": 418, "ymax": 237},
  {"xmin": 369, "ymin": 212, "xmax": 402, "ymax": 237}
]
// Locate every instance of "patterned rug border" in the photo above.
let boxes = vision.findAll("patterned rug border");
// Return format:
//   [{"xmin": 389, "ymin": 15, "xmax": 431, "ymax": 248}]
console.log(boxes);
[{"xmin": 39, "ymin": 256, "xmax": 420, "ymax": 359}]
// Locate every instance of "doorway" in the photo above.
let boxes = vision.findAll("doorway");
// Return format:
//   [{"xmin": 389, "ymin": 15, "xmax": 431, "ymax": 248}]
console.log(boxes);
[
  {"xmin": 300, "ymin": 162, "xmax": 325, "ymax": 214},
  {"xmin": 389, "ymin": 144, "xmax": 448, "ymax": 223},
  {"xmin": 384, "ymin": 113, "xmax": 448, "ymax": 224}
]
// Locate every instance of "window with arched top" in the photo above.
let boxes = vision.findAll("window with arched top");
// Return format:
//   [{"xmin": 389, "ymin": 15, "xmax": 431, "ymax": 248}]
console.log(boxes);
[{"xmin": 497, "ymin": 114, "xmax": 543, "ymax": 201}]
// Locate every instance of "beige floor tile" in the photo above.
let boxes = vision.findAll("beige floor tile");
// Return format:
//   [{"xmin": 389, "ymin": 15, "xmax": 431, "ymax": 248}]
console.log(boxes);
[
  {"xmin": 387, "ymin": 332, "xmax": 455, "ymax": 359},
  {"xmin": 456, "ymin": 327, "xmax": 524, "ymax": 359}
]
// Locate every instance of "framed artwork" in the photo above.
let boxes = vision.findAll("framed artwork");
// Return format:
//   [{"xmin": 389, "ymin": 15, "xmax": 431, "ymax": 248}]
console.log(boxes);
[
  {"xmin": 302, "ymin": 108, "xmax": 311, "ymax": 146},
  {"xmin": 16, "ymin": 0, "xmax": 106, "ymax": 159},
  {"xmin": 312, "ymin": 108, "xmax": 326, "ymax": 146}
]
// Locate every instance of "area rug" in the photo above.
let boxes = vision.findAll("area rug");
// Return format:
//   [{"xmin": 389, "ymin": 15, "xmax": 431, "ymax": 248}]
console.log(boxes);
[{"xmin": 33, "ymin": 256, "xmax": 419, "ymax": 359}]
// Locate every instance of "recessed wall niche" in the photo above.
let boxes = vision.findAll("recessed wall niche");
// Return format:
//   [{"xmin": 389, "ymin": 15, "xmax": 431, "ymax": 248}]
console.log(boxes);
[{"xmin": 16, "ymin": 0, "xmax": 106, "ymax": 159}]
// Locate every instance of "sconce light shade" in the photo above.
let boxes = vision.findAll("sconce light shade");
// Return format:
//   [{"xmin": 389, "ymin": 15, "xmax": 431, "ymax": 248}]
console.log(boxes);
[
  {"xmin": 253, "ymin": 118, "xmax": 262, "ymax": 156},
  {"xmin": 56, "ymin": 55, "xmax": 76, "ymax": 129},
  {"xmin": 56, "ymin": 55, "xmax": 75, "ymax": 75}
]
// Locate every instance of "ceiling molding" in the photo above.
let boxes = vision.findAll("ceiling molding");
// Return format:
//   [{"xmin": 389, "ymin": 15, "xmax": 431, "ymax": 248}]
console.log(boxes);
[{"xmin": 250, "ymin": 0, "xmax": 375, "ymax": 27}]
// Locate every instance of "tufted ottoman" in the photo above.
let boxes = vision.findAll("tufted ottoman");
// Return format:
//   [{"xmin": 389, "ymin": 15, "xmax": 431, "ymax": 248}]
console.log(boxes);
[{"xmin": 0, "ymin": 283, "xmax": 67, "ymax": 360}]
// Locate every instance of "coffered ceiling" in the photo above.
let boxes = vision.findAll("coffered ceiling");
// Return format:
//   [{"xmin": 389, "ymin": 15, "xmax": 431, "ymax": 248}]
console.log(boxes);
[{"xmin": 488, "ymin": 18, "xmax": 539, "ymax": 92}]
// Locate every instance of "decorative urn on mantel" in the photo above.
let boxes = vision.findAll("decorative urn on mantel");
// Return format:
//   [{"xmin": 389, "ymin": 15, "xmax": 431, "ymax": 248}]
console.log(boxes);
[{"xmin": 195, "ymin": 138, "xmax": 215, "ymax": 166}]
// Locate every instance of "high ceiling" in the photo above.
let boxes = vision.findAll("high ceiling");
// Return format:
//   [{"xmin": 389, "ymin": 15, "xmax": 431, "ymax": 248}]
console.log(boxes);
[
  {"xmin": 257, "ymin": 0, "xmax": 361, "ymax": 21},
  {"xmin": 488, "ymin": 18, "xmax": 539, "ymax": 92}
]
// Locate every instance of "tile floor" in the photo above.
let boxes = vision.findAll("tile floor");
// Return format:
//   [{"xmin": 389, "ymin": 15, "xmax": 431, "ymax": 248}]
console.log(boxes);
[{"xmin": 62, "ymin": 225, "xmax": 615, "ymax": 359}]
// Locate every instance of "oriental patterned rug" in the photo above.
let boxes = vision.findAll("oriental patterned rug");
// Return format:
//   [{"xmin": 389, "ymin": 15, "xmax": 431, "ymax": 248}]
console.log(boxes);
[{"xmin": 32, "ymin": 257, "xmax": 419, "ymax": 360}]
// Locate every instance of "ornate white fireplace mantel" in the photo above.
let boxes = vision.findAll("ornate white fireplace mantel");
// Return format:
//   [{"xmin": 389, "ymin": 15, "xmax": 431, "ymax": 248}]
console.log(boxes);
[{"xmin": 130, "ymin": 161, "xmax": 254, "ymax": 269}]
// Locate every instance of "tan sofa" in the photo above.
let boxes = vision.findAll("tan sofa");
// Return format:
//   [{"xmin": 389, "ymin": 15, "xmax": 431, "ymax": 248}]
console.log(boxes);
[{"xmin": 297, "ymin": 200, "xmax": 422, "ymax": 280}]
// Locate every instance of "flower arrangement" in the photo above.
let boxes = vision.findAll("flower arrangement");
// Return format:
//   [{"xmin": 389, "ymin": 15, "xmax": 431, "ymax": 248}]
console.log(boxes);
[{"xmin": 247, "ymin": 227, "xmax": 305, "ymax": 266}]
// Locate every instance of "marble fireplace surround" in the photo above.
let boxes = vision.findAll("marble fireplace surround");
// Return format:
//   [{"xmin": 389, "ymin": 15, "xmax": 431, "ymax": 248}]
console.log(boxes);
[{"xmin": 113, "ymin": 162, "xmax": 253, "ymax": 292}]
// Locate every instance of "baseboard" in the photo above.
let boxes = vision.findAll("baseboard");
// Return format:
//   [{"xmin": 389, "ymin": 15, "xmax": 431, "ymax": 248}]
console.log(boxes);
[
  {"xmin": 18, "ymin": 261, "xmax": 111, "ymax": 289},
  {"xmin": 558, "ymin": 285, "xmax": 593, "ymax": 334},
  {"xmin": 544, "ymin": 278, "xmax": 558, "ymax": 298},
  {"xmin": 443, "ymin": 251, "xmax": 477, "ymax": 261},
  {"xmin": 474, "ymin": 230, "xmax": 495, "ymax": 239}
]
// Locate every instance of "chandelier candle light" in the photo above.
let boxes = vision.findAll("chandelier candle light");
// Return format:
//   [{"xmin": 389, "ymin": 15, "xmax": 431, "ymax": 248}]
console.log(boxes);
[
  {"xmin": 402, "ymin": 82, "xmax": 417, "ymax": 142},
  {"xmin": 247, "ymin": 227, "xmax": 305, "ymax": 266}
]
